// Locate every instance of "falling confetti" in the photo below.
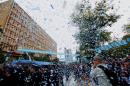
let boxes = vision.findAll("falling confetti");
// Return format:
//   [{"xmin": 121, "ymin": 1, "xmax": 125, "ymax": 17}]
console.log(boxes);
[
  {"xmin": 44, "ymin": 18, "xmax": 47, "ymax": 21},
  {"xmin": 109, "ymin": 0, "xmax": 114, "ymax": 4},
  {"xmin": 55, "ymin": 28, "xmax": 59, "ymax": 30},
  {"xmin": 50, "ymin": 4, "xmax": 54, "ymax": 9},
  {"xmin": 59, "ymin": 47, "xmax": 62, "ymax": 50},
  {"xmin": 63, "ymin": 0, "xmax": 67, "ymax": 8},
  {"xmin": 31, "ymin": 6, "xmax": 41, "ymax": 11}
]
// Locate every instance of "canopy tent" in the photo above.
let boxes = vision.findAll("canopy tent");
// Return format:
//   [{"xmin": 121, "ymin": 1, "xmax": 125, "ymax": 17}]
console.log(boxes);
[
  {"xmin": 95, "ymin": 37, "xmax": 130, "ymax": 53},
  {"xmin": 17, "ymin": 48, "xmax": 79, "ymax": 56},
  {"xmin": 11, "ymin": 60, "xmax": 53, "ymax": 66},
  {"xmin": 32, "ymin": 61, "xmax": 53, "ymax": 66},
  {"xmin": 11, "ymin": 60, "xmax": 32, "ymax": 65},
  {"xmin": 17, "ymin": 48, "xmax": 64, "ymax": 55}
]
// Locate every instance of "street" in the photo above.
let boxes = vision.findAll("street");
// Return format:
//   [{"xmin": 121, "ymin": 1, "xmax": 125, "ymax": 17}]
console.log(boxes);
[
  {"xmin": 63, "ymin": 73, "xmax": 89, "ymax": 86},
  {"xmin": 63, "ymin": 74, "xmax": 77, "ymax": 86}
]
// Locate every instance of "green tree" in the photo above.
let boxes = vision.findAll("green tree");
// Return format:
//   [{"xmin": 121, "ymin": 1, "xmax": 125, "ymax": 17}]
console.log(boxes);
[
  {"xmin": 33, "ymin": 54, "xmax": 51, "ymax": 62},
  {"xmin": 99, "ymin": 31, "xmax": 112, "ymax": 45},
  {"xmin": 122, "ymin": 23, "xmax": 130, "ymax": 40},
  {"xmin": 71, "ymin": 0, "xmax": 120, "ymax": 57},
  {"xmin": 122, "ymin": 34, "xmax": 130, "ymax": 40}
]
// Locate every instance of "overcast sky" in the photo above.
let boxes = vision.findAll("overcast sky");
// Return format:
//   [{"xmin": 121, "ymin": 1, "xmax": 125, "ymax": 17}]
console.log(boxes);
[
  {"xmin": 15, "ymin": 0, "xmax": 79, "ymax": 54},
  {"xmin": 1, "ymin": 0, "xmax": 130, "ymax": 60}
]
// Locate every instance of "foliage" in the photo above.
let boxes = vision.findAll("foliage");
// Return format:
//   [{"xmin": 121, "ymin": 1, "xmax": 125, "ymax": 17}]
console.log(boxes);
[
  {"xmin": 122, "ymin": 34, "xmax": 130, "ymax": 40},
  {"xmin": 124, "ymin": 24, "xmax": 130, "ymax": 30},
  {"xmin": 33, "ymin": 57, "xmax": 50, "ymax": 62},
  {"xmin": 100, "ymin": 45, "xmax": 130, "ymax": 58},
  {"xmin": 52, "ymin": 58, "xmax": 59, "ymax": 63},
  {"xmin": 33, "ymin": 54, "xmax": 51, "ymax": 62},
  {"xmin": 99, "ymin": 31, "xmax": 112, "ymax": 45},
  {"xmin": 98, "ymin": 22, "xmax": 130, "ymax": 59},
  {"xmin": 99, "ymin": 37, "xmax": 130, "ymax": 58},
  {"xmin": 114, "ymin": 23, "xmax": 130, "ymax": 57},
  {"xmin": 71, "ymin": 0, "xmax": 120, "ymax": 57},
  {"xmin": 122, "ymin": 23, "xmax": 130, "ymax": 40}
]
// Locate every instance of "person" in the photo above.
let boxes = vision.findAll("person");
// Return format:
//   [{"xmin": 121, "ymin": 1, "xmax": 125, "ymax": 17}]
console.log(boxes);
[{"xmin": 90, "ymin": 55, "xmax": 112, "ymax": 86}]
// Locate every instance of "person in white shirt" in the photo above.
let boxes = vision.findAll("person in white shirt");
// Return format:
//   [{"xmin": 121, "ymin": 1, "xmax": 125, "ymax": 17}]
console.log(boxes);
[{"xmin": 90, "ymin": 55, "xmax": 112, "ymax": 86}]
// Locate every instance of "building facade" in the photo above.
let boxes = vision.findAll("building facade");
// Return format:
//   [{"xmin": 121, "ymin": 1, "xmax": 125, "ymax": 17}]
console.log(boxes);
[
  {"xmin": 64, "ymin": 48, "xmax": 73, "ymax": 63},
  {"xmin": 0, "ymin": 1, "xmax": 57, "ymax": 58}
]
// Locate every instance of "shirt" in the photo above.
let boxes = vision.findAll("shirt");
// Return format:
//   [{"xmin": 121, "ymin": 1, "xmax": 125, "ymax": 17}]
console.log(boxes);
[{"xmin": 90, "ymin": 64, "xmax": 112, "ymax": 86}]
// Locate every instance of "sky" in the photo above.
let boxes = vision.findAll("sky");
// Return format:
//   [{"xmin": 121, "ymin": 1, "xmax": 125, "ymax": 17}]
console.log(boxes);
[
  {"xmin": 0, "ymin": 0, "xmax": 130, "ymax": 60},
  {"xmin": 14, "ymin": 0, "xmax": 79, "ymax": 54}
]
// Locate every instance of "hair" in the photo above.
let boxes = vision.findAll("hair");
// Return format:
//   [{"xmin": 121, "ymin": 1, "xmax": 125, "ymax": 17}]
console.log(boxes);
[{"xmin": 93, "ymin": 55, "xmax": 104, "ymax": 62}]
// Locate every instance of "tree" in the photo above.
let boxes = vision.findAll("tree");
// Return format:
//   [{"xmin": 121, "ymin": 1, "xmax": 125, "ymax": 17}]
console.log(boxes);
[
  {"xmin": 122, "ymin": 34, "xmax": 130, "ymax": 40},
  {"xmin": 99, "ymin": 31, "xmax": 112, "ymax": 45},
  {"xmin": 33, "ymin": 54, "xmax": 51, "ymax": 62},
  {"xmin": 122, "ymin": 23, "xmax": 130, "ymax": 40},
  {"xmin": 71, "ymin": 0, "xmax": 120, "ymax": 57}
]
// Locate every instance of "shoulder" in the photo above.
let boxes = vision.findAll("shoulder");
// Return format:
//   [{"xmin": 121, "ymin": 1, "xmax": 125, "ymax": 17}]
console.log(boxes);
[
  {"xmin": 95, "ymin": 64, "xmax": 106, "ymax": 72},
  {"xmin": 93, "ymin": 65, "xmax": 107, "ymax": 77},
  {"xmin": 94, "ymin": 67, "xmax": 104, "ymax": 73}
]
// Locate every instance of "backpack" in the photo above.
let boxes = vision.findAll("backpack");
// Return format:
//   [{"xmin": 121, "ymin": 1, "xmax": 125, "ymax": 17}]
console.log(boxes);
[{"xmin": 98, "ymin": 65, "xmax": 119, "ymax": 86}]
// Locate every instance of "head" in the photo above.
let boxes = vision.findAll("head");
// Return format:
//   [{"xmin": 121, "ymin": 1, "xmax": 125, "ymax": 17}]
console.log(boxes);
[{"xmin": 92, "ymin": 55, "xmax": 103, "ymax": 68}]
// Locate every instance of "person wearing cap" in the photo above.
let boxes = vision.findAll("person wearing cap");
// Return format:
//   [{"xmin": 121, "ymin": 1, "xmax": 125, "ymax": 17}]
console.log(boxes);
[{"xmin": 90, "ymin": 55, "xmax": 112, "ymax": 86}]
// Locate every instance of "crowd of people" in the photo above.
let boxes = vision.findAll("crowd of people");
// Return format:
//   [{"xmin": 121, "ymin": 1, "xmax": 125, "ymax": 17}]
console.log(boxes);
[
  {"xmin": 0, "ymin": 63, "xmax": 66, "ymax": 86},
  {"xmin": 90, "ymin": 56, "xmax": 130, "ymax": 86},
  {"xmin": 0, "ymin": 55, "xmax": 129, "ymax": 86},
  {"xmin": 65, "ymin": 56, "xmax": 130, "ymax": 86}
]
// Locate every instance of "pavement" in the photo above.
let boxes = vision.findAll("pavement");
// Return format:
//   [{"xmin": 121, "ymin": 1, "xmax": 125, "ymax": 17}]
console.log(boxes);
[
  {"xmin": 63, "ymin": 74, "xmax": 77, "ymax": 86},
  {"xmin": 63, "ymin": 73, "xmax": 90, "ymax": 86}
]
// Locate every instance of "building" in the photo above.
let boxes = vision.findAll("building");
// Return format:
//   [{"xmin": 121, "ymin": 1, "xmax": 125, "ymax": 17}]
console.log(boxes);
[
  {"xmin": 64, "ymin": 48, "xmax": 73, "ymax": 63},
  {"xmin": 0, "ymin": 0, "xmax": 57, "ymax": 59}
]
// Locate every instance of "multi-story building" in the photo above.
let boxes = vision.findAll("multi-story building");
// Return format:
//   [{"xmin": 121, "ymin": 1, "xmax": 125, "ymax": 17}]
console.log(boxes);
[
  {"xmin": 64, "ymin": 48, "xmax": 73, "ymax": 63},
  {"xmin": 0, "ymin": 0, "xmax": 57, "ymax": 59}
]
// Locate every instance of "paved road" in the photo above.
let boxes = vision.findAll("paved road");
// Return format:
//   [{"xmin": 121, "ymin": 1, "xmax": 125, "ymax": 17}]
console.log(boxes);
[
  {"xmin": 63, "ymin": 74, "xmax": 90, "ymax": 86},
  {"xmin": 63, "ymin": 74, "xmax": 77, "ymax": 86}
]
